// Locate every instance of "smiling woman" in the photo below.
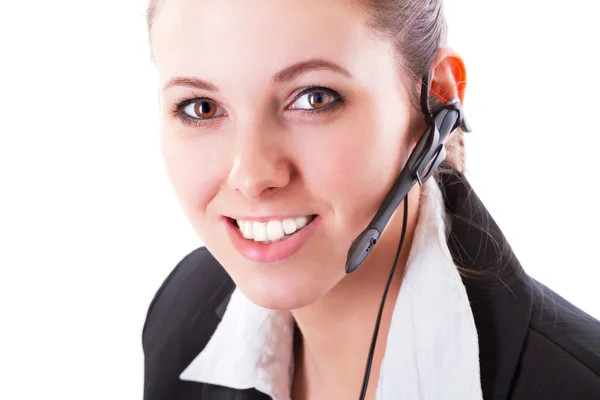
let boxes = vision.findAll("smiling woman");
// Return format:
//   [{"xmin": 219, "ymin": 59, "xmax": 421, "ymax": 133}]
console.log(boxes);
[{"xmin": 141, "ymin": 1, "xmax": 600, "ymax": 400}]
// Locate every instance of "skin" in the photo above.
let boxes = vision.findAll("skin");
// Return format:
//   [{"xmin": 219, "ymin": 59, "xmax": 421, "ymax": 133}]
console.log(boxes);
[{"xmin": 150, "ymin": 0, "xmax": 466, "ymax": 398}]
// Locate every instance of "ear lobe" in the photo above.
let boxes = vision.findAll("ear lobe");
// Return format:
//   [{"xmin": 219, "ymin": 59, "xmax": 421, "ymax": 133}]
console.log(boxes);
[{"xmin": 430, "ymin": 49, "xmax": 467, "ymax": 105}]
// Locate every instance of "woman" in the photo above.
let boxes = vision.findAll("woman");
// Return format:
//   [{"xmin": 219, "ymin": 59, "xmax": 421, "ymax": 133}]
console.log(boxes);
[{"xmin": 141, "ymin": 0, "xmax": 600, "ymax": 399}]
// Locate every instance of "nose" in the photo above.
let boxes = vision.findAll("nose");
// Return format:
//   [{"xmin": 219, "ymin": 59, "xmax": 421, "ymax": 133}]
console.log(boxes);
[{"xmin": 226, "ymin": 122, "xmax": 291, "ymax": 200}]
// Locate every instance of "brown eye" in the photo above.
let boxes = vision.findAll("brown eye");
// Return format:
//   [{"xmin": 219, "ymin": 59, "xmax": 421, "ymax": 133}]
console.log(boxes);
[
  {"xmin": 289, "ymin": 88, "xmax": 340, "ymax": 111},
  {"xmin": 308, "ymin": 92, "xmax": 332, "ymax": 108},
  {"xmin": 193, "ymin": 101, "xmax": 217, "ymax": 118},
  {"xmin": 180, "ymin": 99, "xmax": 224, "ymax": 121}
]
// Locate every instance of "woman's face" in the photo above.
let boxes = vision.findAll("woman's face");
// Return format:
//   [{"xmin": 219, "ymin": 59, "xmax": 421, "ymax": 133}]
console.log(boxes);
[{"xmin": 152, "ymin": 0, "xmax": 421, "ymax": 310}]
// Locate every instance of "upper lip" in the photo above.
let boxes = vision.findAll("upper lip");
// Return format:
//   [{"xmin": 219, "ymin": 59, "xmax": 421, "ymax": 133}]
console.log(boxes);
[{"xmin": 225, "ymin": 214, "xmax": 317, "ymax": 222}]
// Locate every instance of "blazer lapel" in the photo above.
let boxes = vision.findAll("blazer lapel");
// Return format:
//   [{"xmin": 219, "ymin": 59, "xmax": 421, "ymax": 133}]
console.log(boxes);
[{"xmin": 438, "ymin": 171, "xmax": 533, "ymax": 400}]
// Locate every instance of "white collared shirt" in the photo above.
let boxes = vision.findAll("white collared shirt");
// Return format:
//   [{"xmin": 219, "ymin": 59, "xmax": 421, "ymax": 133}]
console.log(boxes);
[{"xmin": 180, "ymin": 179, "xmax": 483, "ymax": 400}]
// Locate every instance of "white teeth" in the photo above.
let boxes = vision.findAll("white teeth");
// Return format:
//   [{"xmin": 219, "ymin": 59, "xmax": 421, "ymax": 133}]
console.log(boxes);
[
  {"xmin": 252, "ymin": 221, "xmax": 268, "ymax": 241},
  {"xmin": 282, "ymin": 219, "xmax": 297, "ymax": 235},
  {"xmin": 241, "ymin": 221, "xmax": 253, "ymax": 239},
  {"xmin": 267, "ymin": 220, "xmax": 284, "ymax": 241},
  {"xmin": 295, "ymin": 216, "xmax": 309, "ymax": 229},
  {"xmin": 235, "ymin": 215, "xmax": 315, "ymax": 243}
]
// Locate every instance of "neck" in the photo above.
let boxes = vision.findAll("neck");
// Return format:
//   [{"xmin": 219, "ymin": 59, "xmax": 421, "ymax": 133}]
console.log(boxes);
[{"xmin": 291, "ymin": 186, "xmax": 421, "ymax": 399}]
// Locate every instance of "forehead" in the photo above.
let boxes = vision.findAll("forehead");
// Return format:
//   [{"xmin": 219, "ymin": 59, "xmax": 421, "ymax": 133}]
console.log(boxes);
[{"xmin": 151, "ymin": 0, "xmax": 390, "ymax": 87}]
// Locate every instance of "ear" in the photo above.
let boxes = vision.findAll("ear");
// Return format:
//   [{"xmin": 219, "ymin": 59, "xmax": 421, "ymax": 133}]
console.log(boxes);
[{"xmin": 429, "ymin": 48, "xmax": 467, "ymax": 104}]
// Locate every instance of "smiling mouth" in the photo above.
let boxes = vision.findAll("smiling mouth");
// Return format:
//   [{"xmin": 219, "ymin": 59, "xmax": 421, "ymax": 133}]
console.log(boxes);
[{"xmin": 227, "ymin": 215, "xmax": 318, "ymax": 244}]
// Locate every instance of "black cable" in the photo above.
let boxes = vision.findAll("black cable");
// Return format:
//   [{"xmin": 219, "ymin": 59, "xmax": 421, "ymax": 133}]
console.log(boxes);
[{"xmin": 358, "ymin": 194, "xmax": 410, "ymax": 400}]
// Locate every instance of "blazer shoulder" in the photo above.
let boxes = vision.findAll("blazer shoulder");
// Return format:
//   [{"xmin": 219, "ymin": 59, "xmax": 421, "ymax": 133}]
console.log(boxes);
[
  {"xmin": 142, "ymin": 247, "xmax": 235, "ymax": 400},
  {"xmin": 529, "ymin": 278, "xmax": 600, "ymax": 375},
  {"xmin": 142, "ymin": 246, "xmax": 234, "ymax": 346},
  {"xmin": 512, "ymin": 278, "xmax": 600, "ymax": 398}
]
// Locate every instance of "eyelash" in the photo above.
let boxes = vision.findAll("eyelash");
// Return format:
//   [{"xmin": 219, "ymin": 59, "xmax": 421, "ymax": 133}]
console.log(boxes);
[{"xmin": 170, "ymin": 85, "xmax": 344, "ymax": 128}]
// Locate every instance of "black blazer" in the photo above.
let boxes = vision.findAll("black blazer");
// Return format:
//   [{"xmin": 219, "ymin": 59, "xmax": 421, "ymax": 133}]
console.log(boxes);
[{"xmin": 142, "ymin": 171, "xmax": 600, "ymax": 399}]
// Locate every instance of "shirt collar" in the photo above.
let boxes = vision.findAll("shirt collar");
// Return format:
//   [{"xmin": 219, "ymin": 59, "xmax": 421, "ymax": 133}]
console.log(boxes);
[{"xmin": 180, "ymin": 179, "xmax": 483, "ymax": 400}]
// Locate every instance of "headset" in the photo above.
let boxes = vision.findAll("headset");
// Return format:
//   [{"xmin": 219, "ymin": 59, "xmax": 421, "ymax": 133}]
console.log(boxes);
[{"xmin": 346, "ymin": 70, "xmax": 471, "ymax": 400}]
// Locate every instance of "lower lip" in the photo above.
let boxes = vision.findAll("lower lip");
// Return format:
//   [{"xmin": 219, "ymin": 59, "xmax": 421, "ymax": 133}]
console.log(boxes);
[{"xmin": 224, "ymin": 216, "xmax": 320, "ymax": 263}]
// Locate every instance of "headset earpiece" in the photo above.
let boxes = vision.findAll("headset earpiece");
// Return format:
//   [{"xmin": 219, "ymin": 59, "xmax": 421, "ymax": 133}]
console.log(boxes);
[{"xmin": 412, "ymin": 97, "xmax": 470, "ymax": 186}]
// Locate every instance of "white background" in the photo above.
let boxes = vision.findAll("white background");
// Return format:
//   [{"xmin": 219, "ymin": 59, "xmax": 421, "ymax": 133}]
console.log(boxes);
[{"xmin": 1, "ymin": 1, "xmax": 599, "ymax": 399}]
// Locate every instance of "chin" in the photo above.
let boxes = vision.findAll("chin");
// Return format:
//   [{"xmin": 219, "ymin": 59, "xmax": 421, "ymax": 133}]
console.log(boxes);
[{"xmin": 235, "ymin": 265, "xmax": 337, "ymax": 311}]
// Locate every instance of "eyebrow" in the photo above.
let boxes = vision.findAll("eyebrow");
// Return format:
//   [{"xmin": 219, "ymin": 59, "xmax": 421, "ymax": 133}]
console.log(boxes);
[
  {"xmin": 272, "ymin": 58, "xmax": 353, "ymax": 83},
  {"xmin": 162, "ymin": 58, "xmax": 353, "ymax": 92}
]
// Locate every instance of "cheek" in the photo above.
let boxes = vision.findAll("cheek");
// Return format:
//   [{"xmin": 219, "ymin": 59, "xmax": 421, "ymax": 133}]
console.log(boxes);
[
  {"xmin": 301, "ymin": 107, "xmax": 411, "ymax": 235},
  {"xmin": 160, "ymin": 129, "xmax": 226, "ymax": 226}
]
